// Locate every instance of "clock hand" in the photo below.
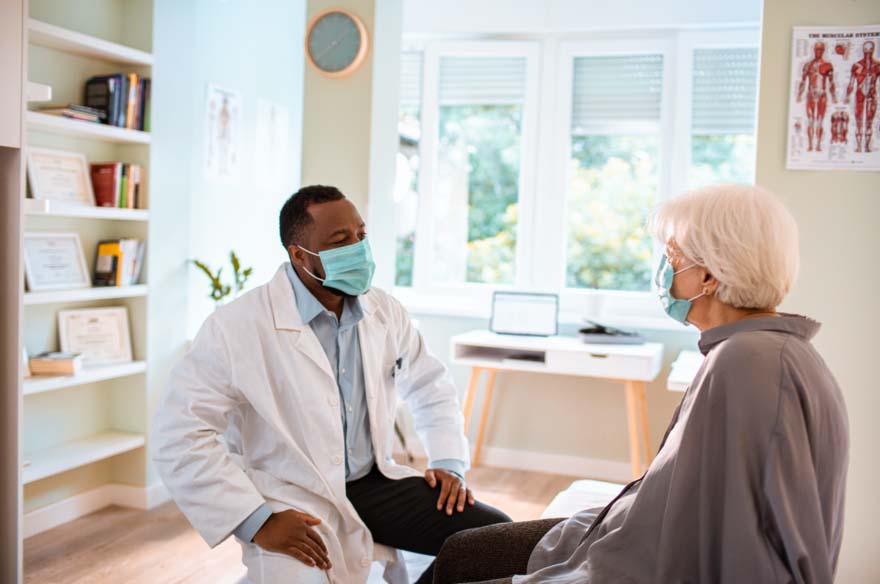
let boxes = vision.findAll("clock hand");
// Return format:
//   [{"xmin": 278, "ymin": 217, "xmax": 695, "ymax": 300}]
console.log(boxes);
[{"xmin": 313, "ymin": 28, "xmax": 355, "ymax": 62}]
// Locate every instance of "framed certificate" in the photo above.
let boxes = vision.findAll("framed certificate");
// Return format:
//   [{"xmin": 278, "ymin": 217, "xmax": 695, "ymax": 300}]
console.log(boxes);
[
  {"xmin": 23, "ymin": 232, "xmax": 91, "ymax": 291},
  {"xmin": 27, "ymin": 147, "xmax": 96, "ymax": 205},
  {"xmin": 58, "ymin": 307, "xmax": 133, "ymax": 365}
]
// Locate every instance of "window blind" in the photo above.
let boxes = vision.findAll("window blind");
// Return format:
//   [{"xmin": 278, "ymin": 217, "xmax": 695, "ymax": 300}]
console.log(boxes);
[
  {"xmin": 571, "ymin": 54, "xmax": 664, "ymax": 134},
  {"xmin": 399, "ymin": 51, "xmax": 423, "ymax": 110},
  {"xmin": 691, "ymin": 47, "xmax": 759, "ymax": 135},
  {"xmin": 438, "ymin": 56, "xmax": 527, "ymax": 106}
]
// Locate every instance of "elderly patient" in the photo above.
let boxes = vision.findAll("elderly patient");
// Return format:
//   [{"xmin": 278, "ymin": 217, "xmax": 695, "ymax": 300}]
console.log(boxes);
[{"xmin": 433, "ymin": 185, "xmax": 849, "ymax": 584}]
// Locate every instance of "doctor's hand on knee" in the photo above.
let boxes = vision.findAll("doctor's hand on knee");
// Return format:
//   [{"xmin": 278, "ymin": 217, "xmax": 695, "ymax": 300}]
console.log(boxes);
[
  {"xmin": 252, "ymin": 509, "xmax": 331, "ymax": 570},
  {"xmin": 425, "ymin": 468, "xmax": 475, "ymax": 515}
]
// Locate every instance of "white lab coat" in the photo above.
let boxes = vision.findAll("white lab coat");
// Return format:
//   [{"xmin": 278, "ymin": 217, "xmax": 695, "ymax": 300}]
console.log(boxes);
[{"xmin": 152, "ymin": 264, "xmax": 469, "ymax": 583}]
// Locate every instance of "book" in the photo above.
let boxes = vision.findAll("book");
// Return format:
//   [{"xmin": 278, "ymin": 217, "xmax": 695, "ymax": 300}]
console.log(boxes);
[
  {"xmin": 126, "ymin": 73, "xmax": 139, "ymax": 129},
  {"xmin": 90, "ymin": 162, "xmax": 122, "ymax": 207},
  {"xmin": 140, "ymin": 79, "xmax": 151, "ymax": 132},
  {"xmin": 84, "ymin": 74, "xmax": 124, "ymax": 126},
  {"xmin": 91, "ymin": 162, "xmax": 145, "ymax": 209},
  {"xmin": 132, "ymin": 240, "xmax": 145, "ymax": 283},
  {"xmin": 120, "ymin": 239, "xmax": 139, "ymax": 284},
  {"xmin": 94, "ymin": 240, "xmax": 123, "ymax": 286},
  {"xmin": 84, "ymin": 73, "xmax": 151, "ymax": 130},
  {"xmin": 119, "ymin": 164, "xmax": 129, "ymax": 208},
  {"xmin": 94, "ymin": 239, "xmax": 144, "ymax": 286},
  {"xmin": 37, "ymin": 104, "xmax": 105, "ymax": 123},
  {"xmin": 28, "ymin": 352, "xmax": 83, "ymax": 376}
]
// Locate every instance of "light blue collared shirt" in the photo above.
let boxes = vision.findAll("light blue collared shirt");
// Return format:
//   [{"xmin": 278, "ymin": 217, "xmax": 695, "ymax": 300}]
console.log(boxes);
[{"xmin": 233, "ymin": 264, "xmax": 464, "ymax": 542}]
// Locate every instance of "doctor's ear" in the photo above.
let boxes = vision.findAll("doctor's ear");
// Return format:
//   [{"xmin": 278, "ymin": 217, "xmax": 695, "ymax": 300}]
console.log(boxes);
[{"xmin": 287, "ymin": 245, "xmax": 306, "ymax": 267}]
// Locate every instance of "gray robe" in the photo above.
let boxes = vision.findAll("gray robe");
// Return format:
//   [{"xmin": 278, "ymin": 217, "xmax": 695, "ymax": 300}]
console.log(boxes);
[{"xmin": 517, "ymin": 314, "xmax": 849, "ymax": 584}]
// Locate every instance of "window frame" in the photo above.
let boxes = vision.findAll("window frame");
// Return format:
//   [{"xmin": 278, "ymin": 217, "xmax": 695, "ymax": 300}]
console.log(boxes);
[
  {"xmin": 392, "ymin": 29, "xmax": 760, "ymax": 330},
  {"xmin": 409, "ymin": 41, "xmax": 541, "ymax": 296}
]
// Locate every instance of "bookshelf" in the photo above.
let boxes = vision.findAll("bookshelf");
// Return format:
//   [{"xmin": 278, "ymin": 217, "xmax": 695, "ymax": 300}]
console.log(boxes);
[
  {"xmin": 22, "ymin": 431, "xmax": 147, "ymax": 485},
  {"xmin": 27, "ymin": 18, "xmax": 154, "ymax": 66},
  {"xmin": 25, "ymin": 198, "xmax": 150, "ymax": 221},
  {"xmin": 26, "ymin": 111, "xmax": 151, "ymax": 144},
  {"xmin": 23, "ymin": 284, "xmax": 148, "ymax": 305},
  {"xmin": 17, "ymin": 0, "xmax": 155, "ymax": 544},
  {"xmin": 23, "ymin": 361, "xmax": 148, "ymax": 396}
]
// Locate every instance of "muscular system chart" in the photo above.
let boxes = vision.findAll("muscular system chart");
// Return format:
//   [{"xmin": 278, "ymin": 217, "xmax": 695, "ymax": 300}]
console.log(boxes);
[{"xmin": 787, "ymin": 25, "xmax": 880, "ymax": 171}]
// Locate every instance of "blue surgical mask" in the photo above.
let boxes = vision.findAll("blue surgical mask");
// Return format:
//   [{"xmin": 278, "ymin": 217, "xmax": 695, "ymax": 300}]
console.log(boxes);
[
  {"xmin": 654, "ymin": 254, "xmax": 705, "ymax": 326},
  {"xmin": 298, "ymin": 238, "xmax": 376, "ymax": 296}
]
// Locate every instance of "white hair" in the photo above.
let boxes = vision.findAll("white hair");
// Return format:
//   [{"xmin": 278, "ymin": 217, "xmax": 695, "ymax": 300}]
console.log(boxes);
[{"xmin": 650, "ymin": 185, "xmax": 800, "ymax": 310}]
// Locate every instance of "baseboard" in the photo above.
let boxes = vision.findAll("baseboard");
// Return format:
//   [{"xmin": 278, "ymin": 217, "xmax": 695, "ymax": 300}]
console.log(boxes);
[
  {"xmin": 24, "ymin": 482, "xmax": 170, "ymax": 539},
  {"xmin": 394, "ymin": 442, "xmax": 631, "ymax": 483}
]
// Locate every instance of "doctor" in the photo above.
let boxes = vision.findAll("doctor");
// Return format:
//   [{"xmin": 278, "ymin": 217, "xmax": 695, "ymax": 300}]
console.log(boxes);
[{"xmin": 152, "ymin": 185, "xmax": 511, "ymax": 584}]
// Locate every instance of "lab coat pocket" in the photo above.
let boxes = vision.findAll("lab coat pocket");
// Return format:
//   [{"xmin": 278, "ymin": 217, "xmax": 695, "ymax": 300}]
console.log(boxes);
[{"xmin": 390, "ymin": 350, "xmax": 409, "ymax": 386}]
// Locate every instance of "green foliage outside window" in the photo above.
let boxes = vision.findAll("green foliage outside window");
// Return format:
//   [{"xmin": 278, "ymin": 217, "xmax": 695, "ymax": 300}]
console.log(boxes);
[
  {"xmin": 438, "ymin": 104, "xmax": 522, "ymax": 285},
  {"xmin": 565, "ymin": 135, "xmax": 658, "ymax": 291}
]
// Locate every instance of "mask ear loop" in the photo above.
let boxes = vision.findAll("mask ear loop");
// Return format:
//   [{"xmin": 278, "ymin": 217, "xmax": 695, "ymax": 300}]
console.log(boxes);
[
  {"xmin": 297, "ymin": 246, "xmax": 326, "ymax": 282},
  {"xmin": 673, "ymin": 263, "xmax": 707, "ymax": 302}
]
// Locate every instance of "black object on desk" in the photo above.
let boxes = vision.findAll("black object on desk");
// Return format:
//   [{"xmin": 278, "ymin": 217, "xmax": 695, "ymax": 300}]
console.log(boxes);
[{"xmin": 579, "ymin": 320, "xmax": 646, "ymax": 345}]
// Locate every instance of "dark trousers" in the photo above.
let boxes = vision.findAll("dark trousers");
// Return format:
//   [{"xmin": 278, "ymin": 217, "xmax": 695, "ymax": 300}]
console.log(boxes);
[
  {"xmin": 346, "ymin": 465, "xmax": 512, "ymax": 584},
  {"xmin": 431, "ymin": 518, "xmax": 565, "ymax": 584}
]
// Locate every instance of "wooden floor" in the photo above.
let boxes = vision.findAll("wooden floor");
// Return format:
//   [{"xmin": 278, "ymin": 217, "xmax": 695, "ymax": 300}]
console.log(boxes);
[{"xmin": 24, "ymin": 465, "xmax": 576, "ymax": 584}]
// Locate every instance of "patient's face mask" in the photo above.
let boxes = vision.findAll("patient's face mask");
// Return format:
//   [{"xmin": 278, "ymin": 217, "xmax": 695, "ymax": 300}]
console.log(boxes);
[
  {"xmin": 654, "ymin": 254, "xmax": 705, "ymax": 326},
  {"xmin": 298, "ymin": 238, "xmax": 376, "ymax": 296}
]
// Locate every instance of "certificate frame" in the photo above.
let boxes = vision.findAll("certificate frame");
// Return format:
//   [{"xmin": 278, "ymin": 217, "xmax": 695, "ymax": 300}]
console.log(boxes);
[
  {"xmin": 58, "ymin": 307, "xmax": 133, "ymax": 365},
  {"xmin": 26, "ymin": 146, "xmax": 96, "ymax": 206},
  {"xmin": 22, "ymin": 232, "xmax": 91, "ymax": 292}
]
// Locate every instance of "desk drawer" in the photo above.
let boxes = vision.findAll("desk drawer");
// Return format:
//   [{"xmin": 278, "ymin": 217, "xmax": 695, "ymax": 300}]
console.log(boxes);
[{"xmin": 547, "ymin": 350, "xmax": 657, "ymax": 381}]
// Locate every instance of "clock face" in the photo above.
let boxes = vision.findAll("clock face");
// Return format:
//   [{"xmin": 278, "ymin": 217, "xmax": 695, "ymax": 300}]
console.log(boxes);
[{"xmin": 307, "ymin": 10, "xmax": 367, "ymax": 76}]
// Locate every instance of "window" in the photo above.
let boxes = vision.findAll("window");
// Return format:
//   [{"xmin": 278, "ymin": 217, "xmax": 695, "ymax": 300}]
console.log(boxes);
[
  {"xmin": 432, "ymin": 56, "xmax": 528, "ymax": 285},
  {"xmin": 564, "ymin": 54, "xmax": 664, "ymax": 292},
  {"xmin": 394, "ymin": 51, "xmax": 422, "ymax": 286},
  {"xmin": 689, "ymin": 47, "xmax": 759, "ymax": 188},
  {"xmin": 391, "ymin": 31, "xmax": 759, "ymax": 324}
]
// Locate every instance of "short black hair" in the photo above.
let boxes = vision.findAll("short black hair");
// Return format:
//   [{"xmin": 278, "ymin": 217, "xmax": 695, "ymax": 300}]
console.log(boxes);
[{"xmin": 279, "ymin": 185, "xmax": 346, "ymax": 248}]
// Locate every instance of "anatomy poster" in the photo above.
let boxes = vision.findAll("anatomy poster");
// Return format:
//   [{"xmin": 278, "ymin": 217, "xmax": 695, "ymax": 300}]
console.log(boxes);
[
  {"xmin": 205, "ymin": 84, "xmax": 242, "ymax": 182},
  {"xmin": 786, "ymin": 25, "xmax": 880, "ymax": 171}
]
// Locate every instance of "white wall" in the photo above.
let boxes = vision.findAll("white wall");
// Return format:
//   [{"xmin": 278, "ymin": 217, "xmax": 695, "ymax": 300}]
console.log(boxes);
[
  {"xmin": 148, "ymin": 0, "xmax": 306, "ymax": 486},
  {"xmin": 754, "ymin": 1, "xmax": 880, "ymax": 581},
  {"xmin": 181, "ymin": 0, "xmax": 306, "ymax": 338}
]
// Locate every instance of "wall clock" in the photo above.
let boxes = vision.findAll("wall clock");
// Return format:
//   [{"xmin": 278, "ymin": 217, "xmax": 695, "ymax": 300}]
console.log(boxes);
[{"xmin": 305, "ymin": 9, "xmax": 369, "ymax": 78}]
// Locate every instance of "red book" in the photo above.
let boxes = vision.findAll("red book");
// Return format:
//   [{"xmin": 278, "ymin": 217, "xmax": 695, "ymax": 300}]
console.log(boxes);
[{"xmin": 90, "ymin": 163, "xmax": 121, "ymax": 207}]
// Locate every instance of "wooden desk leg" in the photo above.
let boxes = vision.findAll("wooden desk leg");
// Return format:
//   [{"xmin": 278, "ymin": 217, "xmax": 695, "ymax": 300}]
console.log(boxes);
[
  {"xmin": 623, "ymin": 380, "xmax": 643, "ymax": 478},
  {"xmin": 472, "ymin": 368, "xmax": 497, "ymax": 467},
  {"xmin": 462, "ymin": 367, "xmax": 481, "ymax": 433},
  {"xmin": 636, "ymin": 381, "xmax": 653, "ymax": 468}
]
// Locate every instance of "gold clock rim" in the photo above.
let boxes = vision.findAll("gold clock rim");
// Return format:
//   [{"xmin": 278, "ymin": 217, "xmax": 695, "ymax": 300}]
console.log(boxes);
[{"xmin": 305, "ymin": 8, "xmax": 370, "ymax": 79}]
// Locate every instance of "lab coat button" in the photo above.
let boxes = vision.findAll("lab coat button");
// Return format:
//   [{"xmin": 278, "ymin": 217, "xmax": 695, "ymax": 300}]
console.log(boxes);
[
  {"xmin": 361, "ymin": 557, "xmax": 371, "ymax": 567},
  {"xmin": 332, "ymin": 455, "xmax": 343, "ymax": 465},
  {"xmin": 329, "ymin": 396, "xmax": 339, "ymax": 406}
]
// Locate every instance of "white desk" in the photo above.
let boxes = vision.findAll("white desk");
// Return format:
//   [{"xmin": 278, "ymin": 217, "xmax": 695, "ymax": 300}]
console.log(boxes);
[
  {"xmin": 666, "ymin": 350, "xmax": 704, "ymax": 393},
  {"xmin": 450, "ymin": 330, "xmax": 664, "ymax": 478}
]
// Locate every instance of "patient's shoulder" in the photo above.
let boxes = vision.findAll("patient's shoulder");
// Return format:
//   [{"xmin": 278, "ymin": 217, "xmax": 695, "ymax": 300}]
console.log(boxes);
[{"xmin": 701, "ymin": 330, "xmax": 787, "ymax": 415}]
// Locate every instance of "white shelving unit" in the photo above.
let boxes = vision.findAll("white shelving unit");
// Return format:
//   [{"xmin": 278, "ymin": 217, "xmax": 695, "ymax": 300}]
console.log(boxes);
[
  {"xmin": 23, "ymin": 361, "xmax": 147, "ymax": 396},
  {"xmin": 27, "ymin": 18, "xmax": 154, "ymax": 66},
  {"xmin": 24, "ymin": 285, "xmax": 148, "ymax": 305},
  {"xmin": 17, "ymin": 2, "xmax": 155, "ymax": 544},
  {"xmin": 25, "ymin": 198, "xmax": 149, "ymax": 222},
  {"xmin": 26, "ymin": 111, "xmax": 151, "ymax": 144},
  {"xmin": 22, "ymin": 431, "xmax": 147, "ymax": 485}
]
